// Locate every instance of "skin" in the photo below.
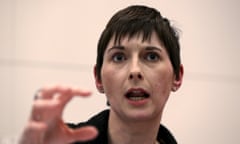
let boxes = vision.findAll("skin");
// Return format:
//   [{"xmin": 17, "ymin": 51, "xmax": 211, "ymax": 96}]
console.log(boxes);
[
  {"xmin": 95, "ymin": 31, "xmax": 183, "ymax": 144},
  {"xmin": 19, "ymin": 86, "xmax": 98, "ymax": 144},
  {"xmin": 19, "ymin": 31, "xmax": 183, "ymax": 144}
]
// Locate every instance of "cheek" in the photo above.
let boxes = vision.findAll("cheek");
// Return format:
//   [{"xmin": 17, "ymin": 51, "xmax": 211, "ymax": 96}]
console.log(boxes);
[
  {"xmin": 101, "ymin": 65, "xmax": 126, "ymax": 106},
  {"xmin": 151, "ymin": 76, "xmax": 173, "ymax": 110},
  {"xmin": 101, "ymin": 67, "xmax": 114, "ymax": 88},
  {"xmin": 150, "ymin": 70, "xmax": 174, "ymax": 97},
  {"xmin": 101, "ymin": 65, "xmax": 124, "ymax": 93}
]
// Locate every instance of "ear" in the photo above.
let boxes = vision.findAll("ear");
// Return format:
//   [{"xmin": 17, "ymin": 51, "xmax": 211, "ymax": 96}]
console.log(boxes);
[
  {"xmin": 94, "ymin": 65, "xmax": 105, "ymax": 93},
  {"xmin": 172, "ymin": 64, "xmax": 184, "ymax": 92}
]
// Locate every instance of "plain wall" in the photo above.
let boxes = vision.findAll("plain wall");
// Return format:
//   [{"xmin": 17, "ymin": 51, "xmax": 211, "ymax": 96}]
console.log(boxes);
[{"xmin": 1, "ymin": 0, "xmax": 240, "ymax": 143}]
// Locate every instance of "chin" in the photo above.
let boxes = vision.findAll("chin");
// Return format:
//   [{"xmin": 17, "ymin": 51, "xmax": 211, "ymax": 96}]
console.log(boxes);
[{"xmin": 125, "ymin": 109, "xmax": 159, "ymax": 121}]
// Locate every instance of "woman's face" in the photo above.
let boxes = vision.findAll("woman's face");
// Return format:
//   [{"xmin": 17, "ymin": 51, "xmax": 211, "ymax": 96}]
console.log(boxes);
[{"xmin": 95, "ymin": 31, "xmax": 182, "ymax": 121}]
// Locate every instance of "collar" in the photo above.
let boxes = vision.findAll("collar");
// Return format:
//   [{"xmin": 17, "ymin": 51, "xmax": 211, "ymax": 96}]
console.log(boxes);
[{"xmin": 69, "ymin": 109, "xmax": 177, "ymax": 144}]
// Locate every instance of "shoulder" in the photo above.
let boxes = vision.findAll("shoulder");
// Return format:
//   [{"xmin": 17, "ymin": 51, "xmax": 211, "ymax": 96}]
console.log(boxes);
[
  {"xmin": 67, "ymin": 109, "xmax": 110, "ymax": 144},
  {"xmin": 157, "ymin": 124, "xmax": 178, "ymax": 144},
  {"xmin": 68, "ymin": 109, "xmax": 109, "ymax": 129}
]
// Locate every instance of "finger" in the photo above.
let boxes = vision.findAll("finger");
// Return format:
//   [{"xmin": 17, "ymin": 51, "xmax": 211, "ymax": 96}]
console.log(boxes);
[
  {"xmin": 39, "ymin": 85, "xmax": 92, "ymax": 101},
  {"xmin": 58, "ymin": 88, "xmax": 92, "ymax": 106},
  {"xmin": 38, "ymin": 85, "xmax": 70, "ymax": 100},
  {"xmin": 30, "ymin": 99, "xmax": 70, "ymax": 123},
  {"xmin": 68, "ymin": 126, "xmax": 98, "ymax": 143},
  {"xmin": 19, "ymin": 122, "xmax": 47, "ymax": 144},
  {"xmin": 30, "ymin": 87, "xmax": 92, "ymax": 122},
  {"xmin": 30, "ymin": 99, "xmax": 63, "ymax": 122}
]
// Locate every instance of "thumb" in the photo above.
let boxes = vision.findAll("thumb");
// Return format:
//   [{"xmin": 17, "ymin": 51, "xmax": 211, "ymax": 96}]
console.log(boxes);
[{"xmin": 68, "ymin": 126, "xmax": 98, "ymax": 143}]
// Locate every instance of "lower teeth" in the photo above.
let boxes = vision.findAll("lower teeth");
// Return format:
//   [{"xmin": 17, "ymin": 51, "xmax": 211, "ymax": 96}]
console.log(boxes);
[{"xmin": 129, "ymin": 97, "xmax": 145, "ymax": 101}]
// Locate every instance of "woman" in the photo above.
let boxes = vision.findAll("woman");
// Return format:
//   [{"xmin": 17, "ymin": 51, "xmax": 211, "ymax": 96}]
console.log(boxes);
[{"xmin": 20, "ymin": 5, "xmax": 184, "ymax": 144}]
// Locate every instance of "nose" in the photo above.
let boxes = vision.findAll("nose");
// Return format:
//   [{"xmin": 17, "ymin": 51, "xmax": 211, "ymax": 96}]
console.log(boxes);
[
  {"xmin": 128, "ymin": 58, "xmax": 143, "ymax": 80},
  {"xmin": 129, "ymin": 72, "xmax": 143, "ymax": 80}
]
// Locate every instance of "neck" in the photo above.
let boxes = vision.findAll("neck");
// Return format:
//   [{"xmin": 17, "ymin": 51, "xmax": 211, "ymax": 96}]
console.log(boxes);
[{"xmin": 108, "ymin": 110, "xmax": 161, "ymax": 144}]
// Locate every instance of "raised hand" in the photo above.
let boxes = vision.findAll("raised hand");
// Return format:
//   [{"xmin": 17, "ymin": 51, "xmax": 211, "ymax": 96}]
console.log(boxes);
[{"xmin": 19, "ymin": 85, "xmax": 98, "ymax": 144}]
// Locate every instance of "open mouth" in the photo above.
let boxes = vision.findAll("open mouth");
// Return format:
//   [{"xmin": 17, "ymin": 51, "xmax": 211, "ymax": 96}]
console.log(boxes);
[{"xmin": 125, "ymin": 88, "xmax": 150, "ymax": 101}]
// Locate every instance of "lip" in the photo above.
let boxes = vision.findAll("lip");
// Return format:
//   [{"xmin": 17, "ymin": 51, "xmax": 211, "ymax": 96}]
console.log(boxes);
[
  {"xmin": 125, "ymin": 87, "xmax": 150, "ymax": 106},
  {"xmin": 125, "ymin": 88, "xmax": 149, "ymax": 96}
]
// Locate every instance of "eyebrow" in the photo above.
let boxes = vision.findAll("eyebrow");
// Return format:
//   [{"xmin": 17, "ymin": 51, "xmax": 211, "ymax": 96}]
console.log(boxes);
[
  {"xmin": 145, "ymin": 46, "xmax": 162, "ymax": 52},
  {"xmin": 107, "ymin": 45, "xmax": 162, "ymax": 53},
  {"xmin": 107, "ymin": 46, "xmax": 125, "ymax": 53}
]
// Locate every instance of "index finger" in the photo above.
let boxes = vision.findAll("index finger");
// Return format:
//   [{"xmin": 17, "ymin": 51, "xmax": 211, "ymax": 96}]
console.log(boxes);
[
  {"xmin": 38, "ymin": 86, "xmax": 92, "ymax": 100},
  {"xmin": 58, "ymin": 87, "xmax": 92, "ymax": 105},
  {"xmin": 30, "ymin": 87, "xmax": 93, "ymax": 122}
]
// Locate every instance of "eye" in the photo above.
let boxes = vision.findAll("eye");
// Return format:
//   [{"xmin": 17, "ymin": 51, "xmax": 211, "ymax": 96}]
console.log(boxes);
[
  {"xmin": 145, "ymin": 52, "xmax": 160, "ymax": 62},
  {"xmin": 112, "ymin": 52, "xmax": 126, "ymax": 62}
]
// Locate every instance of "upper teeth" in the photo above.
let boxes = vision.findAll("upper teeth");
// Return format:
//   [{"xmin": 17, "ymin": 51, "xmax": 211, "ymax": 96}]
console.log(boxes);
[
  {"xmin": 131, "ymin": 90, "xmax": 144, "ymax": 95},
  {"xmin": 127, "ymin": 90, "xmax": 147, "ymax": 101}
]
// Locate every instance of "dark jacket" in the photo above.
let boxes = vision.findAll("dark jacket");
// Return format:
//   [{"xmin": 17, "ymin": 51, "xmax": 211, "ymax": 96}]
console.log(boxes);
[{"xmin": 68, "ymin": 109, "xmax": 177, "ymax": 144}]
